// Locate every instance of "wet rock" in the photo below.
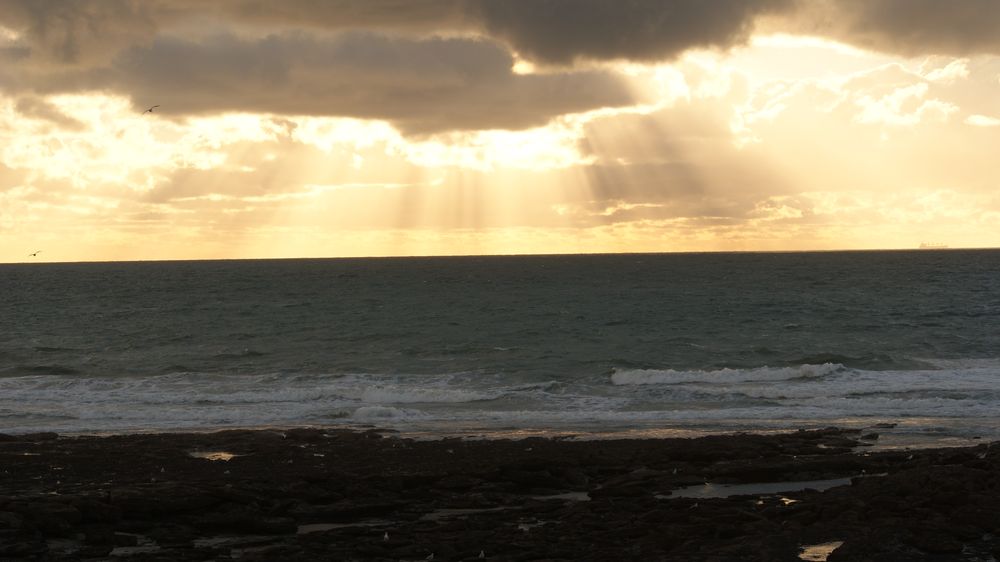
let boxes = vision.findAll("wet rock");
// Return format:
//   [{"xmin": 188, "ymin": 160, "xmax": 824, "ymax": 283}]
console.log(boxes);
[
  {"xmin": 82, "ymin": 525, "xmax": 115, "ymax": 545},
  {"xmin": 110, "ymin": 483, "xmax": 223, "ymax": 518},
  {"xmin": 1, "ymin": 428, "xmax": 998, "ymax": 561},
  {"xmin": 196, "ymin": 505, "xmax": 297, "ymax": 535},
  {"xmin": 0, "ymin": 529, "xmax": 47, "ymax": 558},
  {"xmin": 24, "ymin": 500, "xmax": 81, "ymax": 536},
  {"xmin": 287, "ymin": 499, "xmax": 408, "ymax": 522},
  {"xmin": 827, "ymin": 529, "xmax": 926, "ymax": 562},
  {"xmin": 0, "ymin": 511, "xmax": 23, "ymax": 530},
  {"xmin": 21, "ymin": 432, "xmax": 58, "ymax": 442},
  {"xmin": 589, "ymin": 482, "xmax": 648, "ymax": 498},
  {"xmin": 499, "ymin": 469, "xmax": 565, "ymax": 491},
  {"xmin": 434, "ymin": 474, "xmax": 483, "ymax": 490},
  {"xmin": 558, "ymin": 466, "xmax": 589, "ymax": 487},
  {"xmin": 71, "ymin": 497, "xmax": 119, "ymax": 524},
  {"xmin": 113, "ymin": 532, "xmax": 139, "ymax": 546},
  {"xmin": 146, "ymin": 524, "xmax": 198, "ymax": 546},
  {"xmin": 283, "ymin": 428, "xmax": 328, "ymax": 443},
  {"xmin": 78, "ymin": 543, "xmax": 114, "ymax": 557}
]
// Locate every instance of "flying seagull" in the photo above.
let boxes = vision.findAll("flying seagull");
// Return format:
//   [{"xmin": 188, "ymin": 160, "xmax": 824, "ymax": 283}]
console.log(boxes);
[
  {"xmin": 28, "ymin": 250, "xmax": 41, "ymax": 257},
  {"xmin": 143, "ymin": 105, "xmax": 160, "ymax": 114}
]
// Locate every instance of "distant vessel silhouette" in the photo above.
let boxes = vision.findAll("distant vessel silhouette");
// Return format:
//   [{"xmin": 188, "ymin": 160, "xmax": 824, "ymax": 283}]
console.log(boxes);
[{"xmin": 919, "ymin": 242, "xmax": 949, "ymax": 249}]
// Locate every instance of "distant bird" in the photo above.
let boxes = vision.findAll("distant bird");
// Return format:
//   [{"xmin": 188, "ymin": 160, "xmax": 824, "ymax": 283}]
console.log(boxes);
[
  {"xmin": 28, "ymin": 250, "xmax": 41, "ymax": 257},
  {"xmin": 143, "ymin": 105, "xmax": 160, "ymax": 114}
]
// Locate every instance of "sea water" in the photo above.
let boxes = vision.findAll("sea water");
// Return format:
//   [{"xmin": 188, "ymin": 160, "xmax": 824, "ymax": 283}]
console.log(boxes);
[{"xmin": 1, "ymin": 250, "xmax": 998, "ymax": 444}]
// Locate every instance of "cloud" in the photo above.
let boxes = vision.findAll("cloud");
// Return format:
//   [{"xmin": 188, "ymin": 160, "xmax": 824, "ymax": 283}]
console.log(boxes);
[
  {"xmin": 783, "ymin": 0, "xmax": 1000, "ymax": 57},
  {"xmin": 13, "ymin": 95, "xmax": 84, "ymax": 128},
  {"xmin": 207, "ymin": 0, "xmax": 1000, "ymax": 62},
  {"xmin": 0, "ymin": 0, "xmax": 159, "ymax": 65},
  {"xmin": 733, "ymin": 58, "xmax": 1000, "ymax": 198},
  {"xmin": 8, "ymin": 31, "xmax": 637, "ymax": 134},
  {"xmin": 0, "ymin": 0, "xmax": 794, "ymax": 66},
  {"xmin": 2, "ymin": 1, "xmax": 999, "ymax": 258},
  {"xmin": 211, "ymin": 0, "xmax": 468, "ymax": 32},
  {"xmin": 966, "ymin": 114, "xmax": 1000, "ymax": 127},
  {"xmin": 4, "ymin": 0, "xmax": 1000, "ymax": 80},
  {"xmin": 923, "ymin": 59, "xmax": 970, "ymax": 83},
  {"xmin": 0, "ymin": 161, "xmax": 28, "ymax": 192},
  {"xmin": 5, "ymin": 0, "xmax": 999, "ymax": 138},
  {"xmin": 466, "ymin": 0, "xmax": 793, "ymax": 64},
  {"xmin": 0, "ymin": 2, "xmax": 624, "ymax": 134},
  {"xmin": 853, "ymin": 82, "xmax": 959, "ymax": 127}
]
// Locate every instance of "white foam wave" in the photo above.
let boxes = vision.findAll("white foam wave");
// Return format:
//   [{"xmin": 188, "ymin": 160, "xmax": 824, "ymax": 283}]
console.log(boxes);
[
  {"xmin": 360, "ymin": 386, "xmax": 496, "ymax": 404},
  {"xmin": 611, "ymin": 363, "xmax": 843, "ymax": 385},
  {"xmin": 634, "ymin": 368, "xmax": 1000, "ymax": 402},
  {"xmin": 351, "ymin": 406, "xmax": 426, "ymax": 421},
  {"xmin": 354, "ymin": 398, "xmax": 1000, "ymax": 426},
  {"xmin": 1, "ymin": 364, "xmax": 998, "ymax": 439},
  {"xmin": 0, "ymin": 373, "xmax": 349, "ymax": 405},
  {"xmin": 918, "ymin": 357, "xmax": 1000, "ymax": 370}
]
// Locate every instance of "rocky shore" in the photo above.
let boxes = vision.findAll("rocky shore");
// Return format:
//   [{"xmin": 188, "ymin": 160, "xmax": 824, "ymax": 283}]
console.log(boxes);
[{"xmin": 1, "ymin": 427, "xmax": 998, "ymax": 561}]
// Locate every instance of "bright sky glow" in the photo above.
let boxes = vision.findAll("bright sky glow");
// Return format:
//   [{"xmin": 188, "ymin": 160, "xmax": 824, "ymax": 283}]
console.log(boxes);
[{"xmin": 1, "ymin": 4, "xmax": 999, "ymax": 262}]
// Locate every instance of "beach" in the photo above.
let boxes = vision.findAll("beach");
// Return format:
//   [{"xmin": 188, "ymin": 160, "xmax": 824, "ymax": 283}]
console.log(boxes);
[{"xmin": 2, "ymin": 427, "xmax": 998, "ymax": 561}]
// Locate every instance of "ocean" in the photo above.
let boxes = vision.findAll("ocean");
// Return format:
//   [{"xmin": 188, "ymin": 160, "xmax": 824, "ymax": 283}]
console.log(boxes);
[{"xmin": 2, "ymin": 250, "xmax": 999, "ymax": 446}]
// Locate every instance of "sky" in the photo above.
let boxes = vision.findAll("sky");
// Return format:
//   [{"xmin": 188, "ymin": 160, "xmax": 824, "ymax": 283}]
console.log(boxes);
[{"xmin": 1, "ymin": 0, "xmax": 999, "ymax": 262}]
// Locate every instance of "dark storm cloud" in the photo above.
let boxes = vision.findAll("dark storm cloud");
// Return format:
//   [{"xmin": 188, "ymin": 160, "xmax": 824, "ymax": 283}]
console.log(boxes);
[
  {"xmin": 0, "ymin": 0, "xmax": 159, "ymax": 65},
  {"xmin": 0, "ymin": 0, "xmax": 637, "ymax": 133},
  {"xmin": 208, "ymin": 0, "xmax": 795, "ymax": 64},
  {"xmin": 3, "ymin": 0, "xmax": 1000, "ymax": 70},
  {"xmin": 2, "ymin": 0, "xmax": 999, "ymax": 136},
  {"xmin": 216, "ymin": 0, "xmax": 1000, "ymax": 60},
  {"xmin": 218, "ymin": 0, "xmax": 466, "ymax": 31},
  {"xmin": 0, "ymin": 0, "xmax": 468, "ymax": 70},
  {"xmin": 105, "ymin": 32, "xmax": 635, "ymax": 133},
  {"xmin": 466, "ymin": 0, "xmax": 794, "ymax": 64},
  {"xmin": 0, "ymin": 0, "xmax": 477, "ymax": 68},
  {"xmin": 784, "ymin": 0, "xmax": 1000, "ymax": 57}
]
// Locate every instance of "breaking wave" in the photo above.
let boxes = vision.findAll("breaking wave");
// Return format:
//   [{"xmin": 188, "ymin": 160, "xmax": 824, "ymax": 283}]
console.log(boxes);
[
  {"xmin": 611, "ymin": 363, "xmax": 844, "ymax": 385},
  {"xmin": 360, "ymin": 386, "xmax": 497, "ymax": 404}
]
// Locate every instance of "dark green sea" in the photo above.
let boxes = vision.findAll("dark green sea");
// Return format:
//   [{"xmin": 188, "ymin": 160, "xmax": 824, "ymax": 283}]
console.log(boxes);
[{"xmin": 2, "ymin": 250, "xmax": 999, "ymax": 444}]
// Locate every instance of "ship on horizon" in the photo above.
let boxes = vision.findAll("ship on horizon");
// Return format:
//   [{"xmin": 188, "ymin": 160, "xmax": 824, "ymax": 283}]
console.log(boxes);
[{"xmin": 919, "ymin": 242, "xmax": 949, "ymax": 249}]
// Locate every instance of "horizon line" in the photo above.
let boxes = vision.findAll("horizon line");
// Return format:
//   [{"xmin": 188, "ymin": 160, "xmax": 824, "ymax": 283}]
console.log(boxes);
[{"xmin": 3, "ymin": 245, "xmax": 998, "ymax": 266}]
